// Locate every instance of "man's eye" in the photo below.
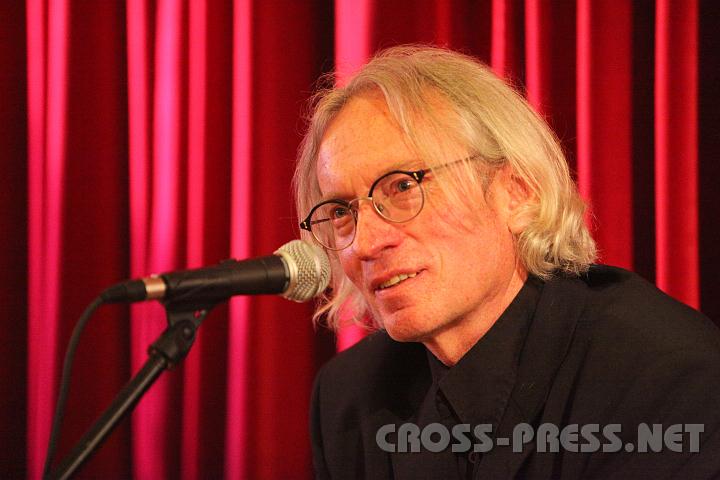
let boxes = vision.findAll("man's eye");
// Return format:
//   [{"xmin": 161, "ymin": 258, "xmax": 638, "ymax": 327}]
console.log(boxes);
[
  {"xmin": 394, "ymin": 179, "xmax": 417, "ymax": 193},
  {"xmin": 331, "ymin": 206, "xmax": 350, "ymax": 218}
]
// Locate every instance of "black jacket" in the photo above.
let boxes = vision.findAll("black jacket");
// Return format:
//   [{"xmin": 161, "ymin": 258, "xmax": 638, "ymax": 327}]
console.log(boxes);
[{"xmin": 310, "ymin": 266, "xmax": 720, "ymax": 479}]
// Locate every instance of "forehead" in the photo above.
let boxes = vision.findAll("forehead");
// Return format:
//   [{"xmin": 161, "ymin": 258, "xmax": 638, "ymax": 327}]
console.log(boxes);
[
  {"xmin": 318, "ymin": 94, "xmax": 413, "ymax": 182},
  {"xmin": 316, "ymin": 94, "xmax": 431, "ymax": 201}
]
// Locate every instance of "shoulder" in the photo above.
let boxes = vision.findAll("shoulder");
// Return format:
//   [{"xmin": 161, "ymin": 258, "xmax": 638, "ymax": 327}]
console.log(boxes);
[
  {"xmin": 576, "ymin": 264, "xmax": 720, "ymax": 355},
  {"xmin": 547, "ymin": 266, "xmax": 720, "ymax": 476},
  {"xmin": 309, "ymin": 331, "xmax": 428, "ymax": 477},
  {"xmin": 312, "ymin": 330, "xmax": 427, "ymax": 413},
  {"xmin": 551, "ymin": 265, "xmax": 720, "ymax": 424}
]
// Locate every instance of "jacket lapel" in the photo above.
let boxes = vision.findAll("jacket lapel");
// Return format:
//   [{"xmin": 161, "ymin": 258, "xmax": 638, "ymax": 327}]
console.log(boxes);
[{"xmin": 477, "ymin": 275, "xmax": 589, "ymax": 478}]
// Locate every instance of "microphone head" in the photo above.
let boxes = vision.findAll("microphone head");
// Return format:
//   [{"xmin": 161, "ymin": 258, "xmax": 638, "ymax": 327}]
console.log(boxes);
[{"xmin": 275, "ymin": 240, "xmax": 331, "ymax": 302}]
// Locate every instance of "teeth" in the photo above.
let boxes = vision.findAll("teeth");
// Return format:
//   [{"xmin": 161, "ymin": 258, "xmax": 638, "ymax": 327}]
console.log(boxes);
[{"xmin": 378, "ymin": 272, "xmax": 417, "ymax": 290}]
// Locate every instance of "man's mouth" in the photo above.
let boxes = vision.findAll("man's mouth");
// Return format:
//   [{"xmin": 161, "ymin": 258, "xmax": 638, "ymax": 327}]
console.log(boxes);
[{"xmin": 376, "ymin": 272, "xmax": 418, "ymax": 290}]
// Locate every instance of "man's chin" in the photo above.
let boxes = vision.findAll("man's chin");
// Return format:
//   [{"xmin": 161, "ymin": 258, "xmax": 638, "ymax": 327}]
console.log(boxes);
[{"xmin": 382, "ymin": 317, "xmax": 432, "ymax": 344}]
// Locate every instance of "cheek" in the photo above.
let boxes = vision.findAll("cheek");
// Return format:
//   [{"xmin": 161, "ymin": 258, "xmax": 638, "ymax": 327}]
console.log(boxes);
[
  {"xmin": 337, "ymin": 252, "xmax": 363, "ymax": 287},
  {"xmin": 429, "ymin": 206, "xmax": 489, "ymax": 243},
  {"xmin": 424, "ymin": 188, "xmax": 490, "ymax": 233},
  {"xmin": 430, "ymin": 208, "xmax": 509, "ymax": 269}
]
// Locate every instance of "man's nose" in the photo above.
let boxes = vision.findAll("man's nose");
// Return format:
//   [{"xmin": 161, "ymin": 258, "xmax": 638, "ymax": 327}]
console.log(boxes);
[{"xmin": 350, "ymin": 200, "xmax": 402, "ymax": 259}]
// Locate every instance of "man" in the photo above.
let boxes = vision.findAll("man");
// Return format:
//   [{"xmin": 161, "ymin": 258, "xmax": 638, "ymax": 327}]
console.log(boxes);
[{"xmin": 294, "ymin": 46, "xmax": 720, "ymax": 479}]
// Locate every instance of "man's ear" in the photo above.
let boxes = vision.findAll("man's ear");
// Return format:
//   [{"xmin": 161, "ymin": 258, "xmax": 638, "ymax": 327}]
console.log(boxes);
[{"xmin": 492, "ymin": 165, "xmax": 535, "ymax": 234}]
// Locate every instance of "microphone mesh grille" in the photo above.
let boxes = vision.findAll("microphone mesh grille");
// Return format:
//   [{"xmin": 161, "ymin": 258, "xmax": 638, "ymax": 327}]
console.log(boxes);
[{"xmin": 275, "ymin": 240, "xmax": 331, "ymax": 302}]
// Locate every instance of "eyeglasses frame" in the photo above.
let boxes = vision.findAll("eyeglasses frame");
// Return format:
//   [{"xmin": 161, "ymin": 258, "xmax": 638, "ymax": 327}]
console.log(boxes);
[{"xmin": 299, "ymin": 156, "xmax": 480, "ymax": 251}]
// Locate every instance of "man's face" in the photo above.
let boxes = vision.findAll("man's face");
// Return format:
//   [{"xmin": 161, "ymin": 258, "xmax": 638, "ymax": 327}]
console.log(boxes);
[{"xmin": 316, "ymin": 93, "xmax": 526, "ymax": 347}]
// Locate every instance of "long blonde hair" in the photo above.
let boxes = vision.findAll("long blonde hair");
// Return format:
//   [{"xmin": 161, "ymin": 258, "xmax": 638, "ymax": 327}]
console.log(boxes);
[{"xmin": 294, "ymin": 45, "xmax": 596, "ymax": 330}]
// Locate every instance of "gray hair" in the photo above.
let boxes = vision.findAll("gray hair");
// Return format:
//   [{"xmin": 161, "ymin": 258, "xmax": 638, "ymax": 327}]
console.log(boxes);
[{"xmin": 294, "ymin": 45, "xmax": 596, "ymax": 330}]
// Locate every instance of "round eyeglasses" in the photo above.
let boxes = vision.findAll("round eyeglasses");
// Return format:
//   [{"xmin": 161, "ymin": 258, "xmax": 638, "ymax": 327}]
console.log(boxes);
[{"xmin": 300, "ymin": 168, "xmax": 427, "ymax": 250}]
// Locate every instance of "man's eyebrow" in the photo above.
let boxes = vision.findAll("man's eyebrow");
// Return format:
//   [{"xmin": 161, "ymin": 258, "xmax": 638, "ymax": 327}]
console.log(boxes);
[
  {"xmin": 388, "ymin": 158, "xmax": 425, "ymax": 171},
  {"xmin": 318, "ymin": 192, "xmax": 352, "ymax": 203}
]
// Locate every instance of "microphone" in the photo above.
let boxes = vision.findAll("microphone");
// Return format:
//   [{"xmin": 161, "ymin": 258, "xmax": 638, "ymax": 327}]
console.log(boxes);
[{"xmin": 101, "ymin": 240, "xmax": 330, "ymax": 307}]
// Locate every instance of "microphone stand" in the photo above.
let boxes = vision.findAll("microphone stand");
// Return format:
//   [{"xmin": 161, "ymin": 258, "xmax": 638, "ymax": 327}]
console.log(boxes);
[{"xmin": 47, "ymin": 305, "xmax": 213, "ymax": 480}]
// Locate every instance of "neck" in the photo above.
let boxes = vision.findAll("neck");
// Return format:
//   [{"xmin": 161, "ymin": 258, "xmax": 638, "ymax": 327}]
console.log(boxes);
[{"xmin": 423, "ymin": 266, "xmax": 527, "ymax": 366}]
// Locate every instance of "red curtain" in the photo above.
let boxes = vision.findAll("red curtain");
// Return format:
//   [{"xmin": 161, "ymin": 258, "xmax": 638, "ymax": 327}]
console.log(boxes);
[{"xmin": 1, "ymin": 1, "xmax": 718, "ymax": 478}]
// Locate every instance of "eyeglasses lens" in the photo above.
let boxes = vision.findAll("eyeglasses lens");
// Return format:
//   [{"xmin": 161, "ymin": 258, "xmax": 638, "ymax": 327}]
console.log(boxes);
[{"xmin": 308, "ymin": 172, "xmax": 424, "ymax": 250}]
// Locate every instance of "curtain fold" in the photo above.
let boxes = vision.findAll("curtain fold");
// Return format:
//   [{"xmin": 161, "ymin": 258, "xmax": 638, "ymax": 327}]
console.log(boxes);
[
  {"xmin": 242, "ymin": 3, "xmax": 332, "ymax": 476},
  {"xmin": 655, "ymin": 0, "xmax": 699, "ymax": 308},
  {"xmin": 491, "ymin": 0, "xmax": 523, "ymax": 78},
  {"xmin": 26, "ymin": 1, "xmax": 131, "ymax": 478},
  {"xmin": 224, "ymin": 0, "xmax": 252, "ymax": 477},
  {"xmin": 131, "ymin": 1, "xmax": 185, "ymax": 477},
  {"xmin": 524, "ymin": 0, "xmax": 551, "ymax": 112},
  {"xmin": 26, "ymin": 0, "xmax": 59, "ymax": 476},
  {"xmin": 1, "ymin": 1, "xmax": 715, "ymax": 478},
  {"xmin": 0, "ymin": 2, "xmax": 28, "ymax": 478},
  {"xmin": 577, "ymin": 0, "xmax": 633, "ymax": 270},
  {"xmin": 181, "ymin": 1, "xmax": 207, "ymax": 476}
]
